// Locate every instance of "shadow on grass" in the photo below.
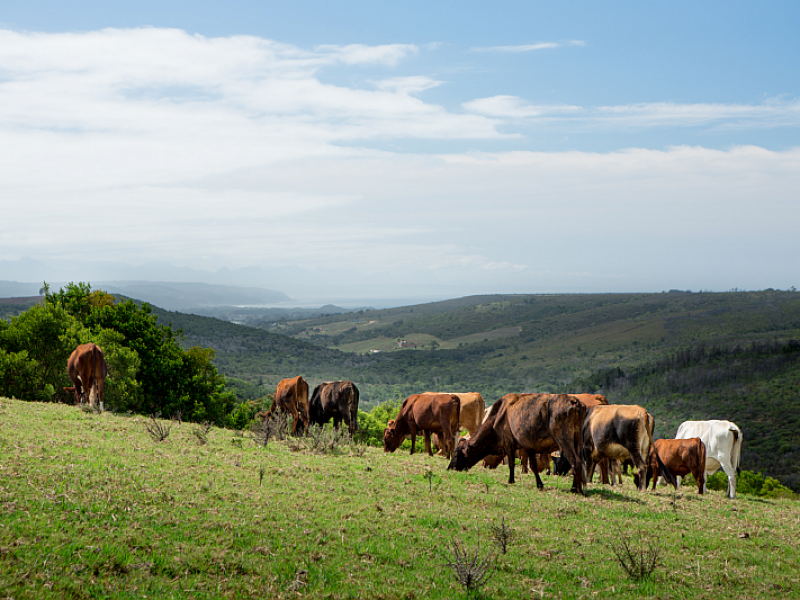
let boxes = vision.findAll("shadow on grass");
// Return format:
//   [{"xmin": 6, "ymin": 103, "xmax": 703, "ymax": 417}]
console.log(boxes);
[{"xmin": 583, "ymin": 487, "xmax": 645, "ymax": 503}]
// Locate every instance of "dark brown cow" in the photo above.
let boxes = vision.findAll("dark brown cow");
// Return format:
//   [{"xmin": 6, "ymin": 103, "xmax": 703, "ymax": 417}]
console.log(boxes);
[
  {"xmin": 448, "ymin": 393, "xmax": 586, "ymax": 494},
  {"xmin": 65, "ymin": 343, "xmax": 108, "ymax": 411},
  {"xmin": 309, "ymin": 380, "xmax": 360, "ymax": 435},
  {"xmin": 383, "ymin": 393, "xmax": 461, "ymax": 458},
  {"xmin": 265, "ymin": 376, "xmax": 310, "ymax": 435},
  {"xmin": 637, "ymin": 438, "xmax": 707, "ymax": 494},
  {"xmin": 583, "ymin": 404, "xmax": 676, "ymax": 492}
]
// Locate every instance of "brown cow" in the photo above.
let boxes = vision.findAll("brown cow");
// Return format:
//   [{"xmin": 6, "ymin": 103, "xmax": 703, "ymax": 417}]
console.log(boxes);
[
  {"xmin": 65, "ymin": 343, "xmax": 108, "ymax": 411},
  {"xmin": 637, "ymin": 438, "xmax": 707, "ymax": 494},
  {"xmin": 429, "ymin": 391, "xmax": 486, "ymax": 455},
  {"xmin": 569, "ymin": 393, "xmax": 620, "ymax": 484},
  {"xmin": 583, "ymin": 404, "xmax": 676, "ymax": 492},
  {"xmin": 383, "ymin": 393, "xmax": 461, "ymax": 458},
  {"xmin": 309, "ymin": 380, "xmax": 359, "ymax": 435},
  {"xmin": 570, "ymin": 393, "xmax": 609, "ymax": 408},
  {"xmin": 449, "ymin": 393, "xmax": 586, "ymax": 494},
  {"xmin": 265, "ymin": 376, "xmax": 310, "ymax": 435}
]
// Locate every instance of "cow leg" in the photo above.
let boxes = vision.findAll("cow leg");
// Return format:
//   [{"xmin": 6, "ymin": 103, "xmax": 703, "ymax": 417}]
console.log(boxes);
[
  {"xmin": 409, "ymin": 425, "xmax": 417, "ymax": 455},
  {"xmin": 599, "ymin": 458, "xmax": 610, "ymax": 485},
  {"xmin": 530, "ymin": 454, "xmax": 544, "ymax": 490},
  {"xmin": 506, "ymin": 446, "xmax": 517, "ymax": 485},
  {"xmin": 719, "ymin": 460, "xmax": 737, "ymax": 499},
  {"xmin": 96, "ymin": 375, "xmax": 105, "ymax": 412},
  {"xmin": 520, "ymin": 450, "xmax": 529, "ymax": 474},
  {"xmin": 424, "ymin": 431, "xmax": 433, "ymax": 456},
  {"xmin": 87, "ymin": 378, "xmax": 98, "ymax": 410}
]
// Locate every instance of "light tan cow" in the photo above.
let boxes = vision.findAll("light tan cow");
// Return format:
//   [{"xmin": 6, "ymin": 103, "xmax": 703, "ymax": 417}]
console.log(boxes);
[{"xmin": 428, "ymin": 392, "xmax": 485, "ymax": 454}]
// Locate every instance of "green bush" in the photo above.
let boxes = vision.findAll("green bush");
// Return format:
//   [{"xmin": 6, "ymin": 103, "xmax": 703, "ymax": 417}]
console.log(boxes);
[{"xmin": 706, "ymin": 470, "xmax": 796, "ymax": 499}]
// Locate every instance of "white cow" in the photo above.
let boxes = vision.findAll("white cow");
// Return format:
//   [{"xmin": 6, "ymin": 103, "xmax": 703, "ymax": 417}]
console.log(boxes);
[{"xmin": 674, "ymin": 420, "xmax": 743, "ymax": 499}]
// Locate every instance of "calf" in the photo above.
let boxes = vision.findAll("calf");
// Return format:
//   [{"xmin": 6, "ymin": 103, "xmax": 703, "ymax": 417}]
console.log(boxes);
[{"xmin": 638, "ymin": 438, "xmax": 707, "ymax": 494}]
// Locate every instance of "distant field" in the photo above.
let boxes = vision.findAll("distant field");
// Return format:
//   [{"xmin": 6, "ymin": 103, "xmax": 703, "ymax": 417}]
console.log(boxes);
[{"xmin": 1, "ymin": 398, "xmax": 799, "ymax": 599}]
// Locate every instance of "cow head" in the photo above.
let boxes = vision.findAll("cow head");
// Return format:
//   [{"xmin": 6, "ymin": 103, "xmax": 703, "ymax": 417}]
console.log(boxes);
[
  {"xmin": 63, "ymin": 386, "xmax": 81, "ymax": 404},
  {"xmin": 447, "ymin": 438, "xmax": 469, "ymax": 470},
  {"xmin": 382, "ymin": 423, "xmax": 405, "ymax": 453}
]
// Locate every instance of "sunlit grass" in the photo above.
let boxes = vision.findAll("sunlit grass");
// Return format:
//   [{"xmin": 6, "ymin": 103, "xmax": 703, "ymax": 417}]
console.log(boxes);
[{"xmin": 1, "ymin": 397, "xmax": 798, "ymax": 599}]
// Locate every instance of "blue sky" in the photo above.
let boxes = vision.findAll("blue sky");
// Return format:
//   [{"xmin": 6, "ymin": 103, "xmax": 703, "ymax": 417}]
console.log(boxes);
[{"xmin": 1, "ymin": 2, "xmax": 798, "ymax": 302}]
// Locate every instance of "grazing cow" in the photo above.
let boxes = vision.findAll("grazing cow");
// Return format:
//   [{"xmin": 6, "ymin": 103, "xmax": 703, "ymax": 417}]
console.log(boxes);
[
  {"xmin": 265, "ymin": 376, "xmax": 310, "ymax": 435},
  {"xmin": 65, "ymin": 343, "xmax": 108, "ymax": 411},
  {"xmin": 449, "ymin": 393, "xmax": 586, "ymax": 494},
  {"xmin": 583, "ymin": 404, "xmax": 676, "ymax": 492},
  {"xmin": 675, "ymin": 420, "xmax": 743, "ymax": 499},
  {"xmin": 383, "ymin": 394, "xmax": 461, "ymax": 458},
  {"xmin": 309, "ymin": 380, "xmax": 360, "ymax": 435},
  {"xmin": 637, "ymin": 438, "xmax": 707, "ymax": 494}
]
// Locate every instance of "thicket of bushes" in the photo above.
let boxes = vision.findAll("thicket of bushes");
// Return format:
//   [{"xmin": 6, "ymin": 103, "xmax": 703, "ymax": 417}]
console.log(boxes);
[{"xmin": 0, "ymin": 283, "xmax": 235, "ymax": 425}]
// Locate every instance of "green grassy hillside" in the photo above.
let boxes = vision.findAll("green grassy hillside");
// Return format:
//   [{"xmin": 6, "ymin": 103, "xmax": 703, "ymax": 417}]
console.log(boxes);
[
  {"xmin": 1, "ymin": 399, "xmax": 798, "ymax": 599},
  {"xmin": 149, "ymin": 291, "xmax": 800, "ymax": 490}
]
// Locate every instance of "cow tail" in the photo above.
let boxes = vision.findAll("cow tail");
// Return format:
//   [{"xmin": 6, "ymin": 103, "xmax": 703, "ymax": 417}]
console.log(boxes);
[
  {"xmin": 656, "ymin": 452, "xmax": 677, "ymax": 487},
  {"xmin": 352, "ymin": 384, "xmax": 360, "ymax": 434},
  {"xmin": 731, "ymin": 427, "xmax": 743, "ymax": 474},
  {"xmin": 453, "ymin": 395, "xmax": 461, "ymax": 449}
]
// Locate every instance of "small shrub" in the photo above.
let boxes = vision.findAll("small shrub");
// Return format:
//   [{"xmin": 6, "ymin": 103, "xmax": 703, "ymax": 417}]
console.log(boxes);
[
  {"xmin": 144, "ymin": 414, "xmax": 171, "ymax": 442},
  {"xmin": 191, "ymin": 421, "xmax": 213, "ymax": 445},
  {"xmin": 490, "ymin": 517, "xmax": 514, "ymax": 555},
  {"xmin": 250, "ymin": 412, "xmax": 289, "ymax": 447},
  {"xmin": 444, "ymin": 540, "xmax": 495, "ymax": 593},
  {"xmin": 290, "ymin": 424, "xmax": 357, "ymax": 455},
  {"xmin": 609, "ymin": 534, "xmax": 661, "ymax": 581}
]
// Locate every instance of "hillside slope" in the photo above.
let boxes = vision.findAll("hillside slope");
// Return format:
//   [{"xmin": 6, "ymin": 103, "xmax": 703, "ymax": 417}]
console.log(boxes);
[{"xmin": 1, "ymin": 399, "xmax": 798, "ymax": 599}]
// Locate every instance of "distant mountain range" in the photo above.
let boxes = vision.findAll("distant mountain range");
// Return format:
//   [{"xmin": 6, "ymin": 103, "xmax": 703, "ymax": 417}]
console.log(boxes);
[{"xmin": 0, "ymin": 256, "xmax": 464, "ymax": 308}]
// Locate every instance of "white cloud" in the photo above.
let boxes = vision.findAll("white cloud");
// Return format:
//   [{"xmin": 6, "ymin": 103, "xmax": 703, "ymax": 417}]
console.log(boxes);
[
  {"xmin": 373, "ymin": 76, "xmax": 443, "ymax": 95},
  {"xmin": 462, "ymin": 94, "xmax": 800, "ymax": 128},
  {"xmin": 0, "ymin": 27, "xmax": 797, "ymax": 295},
  {"xmin": 471, "ymin": 41, "xmax": 585, "ymax": 52},
  {"xmin": 463, "ymin": 95, "xmax": 582, "ymax": 118}
]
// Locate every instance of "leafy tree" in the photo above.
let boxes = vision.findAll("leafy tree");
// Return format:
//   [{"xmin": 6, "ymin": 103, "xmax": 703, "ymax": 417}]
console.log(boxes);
[{"xmin": 0, "ymin": 302, "xmax": 83, "ymax": 400}]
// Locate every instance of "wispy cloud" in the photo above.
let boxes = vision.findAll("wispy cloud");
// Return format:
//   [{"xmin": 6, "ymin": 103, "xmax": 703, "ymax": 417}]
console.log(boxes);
[
  {"xmin": 470, "ymin": 40, "xmax": 585, "ymax": 53},
  {"xmin": 462, "ymin": 95, "xmax": 582, "ymax": 118},
  {"xmin": 462, "ymin": 95, "xmax": 800, "ymax": 128}
]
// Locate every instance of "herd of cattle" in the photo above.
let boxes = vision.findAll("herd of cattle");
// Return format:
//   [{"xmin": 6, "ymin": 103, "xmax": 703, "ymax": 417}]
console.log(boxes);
[
  {"xmin": 62, "ymin": 343, "xmax": 744, "ymax": 499},
  {"xmin": 264, "ymin": 374, "xmax": 745, "ymax": 499}
]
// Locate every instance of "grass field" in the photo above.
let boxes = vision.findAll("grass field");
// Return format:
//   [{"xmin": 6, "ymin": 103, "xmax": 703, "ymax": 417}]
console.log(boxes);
[{"xmin": 1, "ymin": 398, "xmax": 799, "ymax": 599}]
